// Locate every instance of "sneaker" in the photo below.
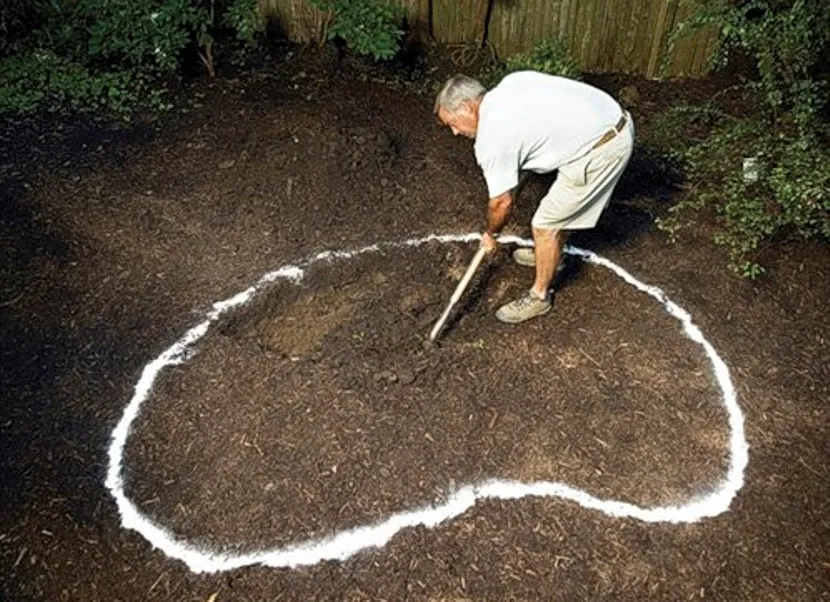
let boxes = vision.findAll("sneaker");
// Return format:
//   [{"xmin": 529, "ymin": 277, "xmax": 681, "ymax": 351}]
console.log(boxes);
[
  {"xmin": 495, "ymin": 290, "xmax": 552, "ymax": 324},
  {"xmin": 512, "ymin": 247, "xmax": 567, "ymax": 273},
  {"xmin": 512, "ymin": 247, "xmax": 536, "ymax": 267}
]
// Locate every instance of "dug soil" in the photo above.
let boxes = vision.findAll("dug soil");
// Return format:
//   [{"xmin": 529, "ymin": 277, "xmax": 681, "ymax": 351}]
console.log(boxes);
[{"xmin": 2, "ymin": 43, "xmax": 828, "ymax": 601}]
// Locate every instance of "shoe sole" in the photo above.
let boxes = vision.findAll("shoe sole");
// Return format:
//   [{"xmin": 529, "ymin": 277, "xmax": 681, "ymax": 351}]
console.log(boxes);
[{"xmin": 495, "ymin": 303, "xmax": 551, "ymax": 324}]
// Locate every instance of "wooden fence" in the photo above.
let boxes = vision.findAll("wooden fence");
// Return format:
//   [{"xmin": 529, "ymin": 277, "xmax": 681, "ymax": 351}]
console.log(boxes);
[{"xmin": 260, "ymin": 0, "xmax": 716, "ymax": 79}]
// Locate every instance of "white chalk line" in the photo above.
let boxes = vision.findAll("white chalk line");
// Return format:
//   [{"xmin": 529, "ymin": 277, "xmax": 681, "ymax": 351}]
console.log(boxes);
[{"xmin": 105, "ymin": 233, "xmax": 748, "ymax": 574}]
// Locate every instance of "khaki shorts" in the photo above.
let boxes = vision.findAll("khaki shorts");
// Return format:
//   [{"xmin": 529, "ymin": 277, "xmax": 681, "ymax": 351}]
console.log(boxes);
[{"xmin": 532, "ymin": 115, "xmax": 634, "ymax": 231}]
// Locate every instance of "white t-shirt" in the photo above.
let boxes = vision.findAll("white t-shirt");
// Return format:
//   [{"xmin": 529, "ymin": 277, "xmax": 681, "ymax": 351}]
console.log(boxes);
[{"xmin": 474, "ymin": 71, "xmax": 623, "ymax": 198}]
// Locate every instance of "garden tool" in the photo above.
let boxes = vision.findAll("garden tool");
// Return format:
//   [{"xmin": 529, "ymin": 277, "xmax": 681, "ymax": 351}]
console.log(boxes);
[{"xmin": 429, "ymin": 246, "xmax": 487, "ymax": 342}]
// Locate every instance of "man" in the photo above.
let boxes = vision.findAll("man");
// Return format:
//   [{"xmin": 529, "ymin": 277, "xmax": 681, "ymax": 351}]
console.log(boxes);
[{"xmin": 434, "ymin": 71, "xmax": 634, "ymax": 324}]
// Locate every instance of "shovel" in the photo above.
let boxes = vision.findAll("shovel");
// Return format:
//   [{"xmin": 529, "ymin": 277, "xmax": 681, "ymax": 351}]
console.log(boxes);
[{"xmin": 429, "ymin": 246, "xmax": 487, "ymax": 342}]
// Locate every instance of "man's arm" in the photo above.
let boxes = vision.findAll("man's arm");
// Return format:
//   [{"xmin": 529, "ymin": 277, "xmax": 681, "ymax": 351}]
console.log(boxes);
[{"xmin": 481, "ymin": 190, "xmax": 513, "ymax": 250}]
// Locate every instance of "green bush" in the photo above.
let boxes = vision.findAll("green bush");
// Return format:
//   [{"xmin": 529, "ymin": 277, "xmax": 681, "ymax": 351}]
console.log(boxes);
[
  {"xmin": 0, "ymin": 51, "xmax": 169, "ymax": 115},
  {"xmin": 653, "ymin": 107, "xmax": 829, "ymax": 277},
  {"xmin": 310, "ymin": 0, "xmax": 403, "ymax": 61},
  {"xmin": 84, "ymin": 0, "xmax": 208, "ymax": 73},
  {"xmin": 223, "ymin": 0, "xmax": 266, "ymax": 45},
  {"xmin": 0, "ymin": 0, "xmax": 205, "ymax": 115},
  {"xmin": 0, "ymin": 0, "xmax": 51, "ymax": 56},
  {"xmin": 658, "ymin": 0, "xmax": 830, "ymax": 277},
  {"xmin": 481, "ymin": 38, "xmax": 580, "ymax": 87},
  {"xmin": 0, "ymin": 0, "xmax": 268, "ymax": 116},
  {"xmin": 671, "ymin": 0, "xmax": 828, "ymax": 132}
]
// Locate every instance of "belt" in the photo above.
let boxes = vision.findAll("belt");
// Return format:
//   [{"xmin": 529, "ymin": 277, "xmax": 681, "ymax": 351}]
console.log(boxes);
[{"xmin": 591, "ymin": 114, "xmax": 627, "ymax": 150}]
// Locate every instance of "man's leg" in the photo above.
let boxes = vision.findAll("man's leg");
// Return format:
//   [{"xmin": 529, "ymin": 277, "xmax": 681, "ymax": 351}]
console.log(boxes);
[
  {"xmin": 497, "ymin": 122, "xmax": 634, "ymax": 325},
  {"xmin": 530, "ymin": 227, "xmax": 568, "ymax": 300},
  {"xmin": 495, "ymin": 227, "xmax": 565, "ymax": 324}
]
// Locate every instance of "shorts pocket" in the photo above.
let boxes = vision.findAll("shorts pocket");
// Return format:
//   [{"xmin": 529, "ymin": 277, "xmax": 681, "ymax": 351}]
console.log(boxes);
[{"xmin": 559, "ymin": 155, "xmax": 590, "ymax": 187}]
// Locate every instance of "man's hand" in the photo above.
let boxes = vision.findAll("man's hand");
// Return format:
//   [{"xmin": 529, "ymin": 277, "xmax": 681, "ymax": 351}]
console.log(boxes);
[{"xmin": 480, "ymin": 231, "xmax": 499, "ymax": 252}]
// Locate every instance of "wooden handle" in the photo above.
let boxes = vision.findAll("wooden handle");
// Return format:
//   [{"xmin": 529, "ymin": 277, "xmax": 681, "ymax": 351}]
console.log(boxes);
[{"xmin": 429, "ymin": 246, "xmax": 487, "ymax": 342}]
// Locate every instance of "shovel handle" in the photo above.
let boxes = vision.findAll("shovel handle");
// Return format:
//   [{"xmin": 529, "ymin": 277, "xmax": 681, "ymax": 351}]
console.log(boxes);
[{"xmin": 429, "ymin": 246, "xmax": 487, "ymax": 342}]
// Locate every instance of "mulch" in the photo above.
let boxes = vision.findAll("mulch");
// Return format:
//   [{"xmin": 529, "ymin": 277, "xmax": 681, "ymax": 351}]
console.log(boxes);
[{"xmin": 1, "ymin": 42, "xmax": 827, "ymax": 601}]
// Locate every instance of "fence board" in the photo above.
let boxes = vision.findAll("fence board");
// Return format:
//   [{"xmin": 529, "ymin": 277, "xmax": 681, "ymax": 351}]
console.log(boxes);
[
  {"xmin": 574, "ymin": 0, "xmax": 588, "ymax": 63},
  {"xmin": 663, "ymin": 0, "xmax": 713, "ymax": 78},
  {"xmin": 261, "ymin": 0, "xmax": 325, "ymax": 42},
  {"xmin": 594, "ymin": 0, "xmax": 609, "ymax": 71},
  {"xmin": 432, "ymin": 0, "xmax": 485, "ymax": 44},
  {"xmin": 387, "ymin": 0, "xmax": 423, "ymax": 24},
  {"xmin": 615, "ymin": 0, "xmax": 641, "ymax": 72},
  {"xmin": 608, "ymin": 0, "xmax": 633, "ymax": 72},
  {"xmin": 637, "ymin": 0, "xmax": 659, "ymax": 73},
  {"xmin": 625, "ymin": 0, "xmax": 649, "ymax": 74},
  {"xmin": 557, "ymin": 0, "xmax": 571, "ymax": 40},
  {"xmin": 594, "ymin": 0, "xmax": 612, "ymax": 71},
  {"xmin": 261, "ymin": 0, "xmax": 716, "ymax": 78},
  {"xmin": 667, "ymin": 0, "xmax": 692, "ymax": 76},
  {"xmin": 698, "ymin": 22, "xmax": 720, "ymax": 74},
  {"xmin": 690, "ymin": 14, "xmax": 717, "ymax": 75}
]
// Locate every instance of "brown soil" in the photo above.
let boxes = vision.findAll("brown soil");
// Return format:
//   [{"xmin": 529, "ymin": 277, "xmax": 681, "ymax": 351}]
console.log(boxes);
[
  {"xmin": 125, "ymin": 241, "xmax": 728, "ymax": 554},
  {"xmin": 2, "ymin": 43, "xmax": 828, "ymax": 601}
]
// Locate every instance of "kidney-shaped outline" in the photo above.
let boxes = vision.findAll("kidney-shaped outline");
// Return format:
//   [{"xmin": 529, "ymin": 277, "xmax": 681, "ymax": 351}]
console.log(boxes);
[{"xmin": 105, "ymin": 233, "xmax": 748, "ymax": 574}]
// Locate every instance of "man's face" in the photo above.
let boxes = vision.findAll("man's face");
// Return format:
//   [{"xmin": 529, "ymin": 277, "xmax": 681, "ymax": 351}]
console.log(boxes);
[{"xmin": 437, "ymin": 102, "xmax": 478, "ymax": 139}]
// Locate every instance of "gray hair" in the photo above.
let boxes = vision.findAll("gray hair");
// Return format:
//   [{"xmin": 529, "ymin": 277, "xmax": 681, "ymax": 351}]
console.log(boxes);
[{"xmin": 434, "ymin": 74, "xmax": 486, "ymax": 115}]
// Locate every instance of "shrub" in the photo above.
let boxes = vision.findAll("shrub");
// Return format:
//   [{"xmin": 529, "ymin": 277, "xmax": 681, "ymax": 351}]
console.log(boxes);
[
  {"xmin": 671, "ymin": 0, "xmax": 828, "ymax": 132},
  {"xmin": 0, "ymin": 51, "xmax": 169, "ymax": 115},
  {"xmin": 0, "ymin": 0, "xmax": 51, "ymax": 56},
  {"xmin": 0, "ymin": 0, "xmax": 206, "ymax": 115},
  {"xmin": 653, "ymin": 106, "xmax": 829, "ymax": 277},
  {"xmin": 503, "ymin": 38, "xmax": 581, "ymax": 80},
  {"xmin": 83, "ymin": 0, "xmax": 209, "ymax": 73},
  {"xmin": 481, "ymin": 38, "xmax": 580, "ymax": 87},
  {"xmin": 223, "ymin": 0, "xmax": 266, "ymax": 45},
  {"xmin": 0, "ymin": 0, "xmax": 269, "ymax": 116},
  {"xmin": 658, "ymin": 0, "xmax": 830, "ymax": 277},
  {"xmin": 309, "ymin": 0, "xmax": 403, "ymax": 61}
]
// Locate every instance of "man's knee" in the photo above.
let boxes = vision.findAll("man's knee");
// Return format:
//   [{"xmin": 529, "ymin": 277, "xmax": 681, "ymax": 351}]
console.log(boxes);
[{"xmin": 532, "ymin": 226, "xmax": 562, "ymax": 242}]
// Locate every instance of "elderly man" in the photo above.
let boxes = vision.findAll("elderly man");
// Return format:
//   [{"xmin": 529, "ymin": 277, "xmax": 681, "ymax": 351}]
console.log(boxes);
[{"xmin": 434, "ymin": 71, "xmax": 634, "ymax": 324}]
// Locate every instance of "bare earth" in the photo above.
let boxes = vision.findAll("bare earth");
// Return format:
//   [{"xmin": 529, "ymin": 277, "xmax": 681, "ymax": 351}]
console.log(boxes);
[{"xmin": 1, "ymin": 46, "xmax": 828, "ymax": 601}]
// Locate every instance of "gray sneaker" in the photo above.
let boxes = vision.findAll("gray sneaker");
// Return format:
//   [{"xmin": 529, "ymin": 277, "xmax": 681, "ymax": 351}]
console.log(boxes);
[
  {"xmin": 512, "ymin": 247, "xmax": 536, "ymax": 266},
  {"xmin": 495, "ymin": 290, "xmax": 552, "ymax": 324},
  {"xmin": 512, "ymin": 247, "xmax": 566, "ymax": 273}
]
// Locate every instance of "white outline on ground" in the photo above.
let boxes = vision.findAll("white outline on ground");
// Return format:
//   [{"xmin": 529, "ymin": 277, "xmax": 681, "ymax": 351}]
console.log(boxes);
[{"xmin": 105, "ymin": 233, "xmax": 748, "ymax": 574}]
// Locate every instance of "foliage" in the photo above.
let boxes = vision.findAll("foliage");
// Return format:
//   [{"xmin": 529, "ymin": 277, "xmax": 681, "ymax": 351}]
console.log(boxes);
[
  {"xmin": 0, "ymin": 1, "xmax": 50, "ymax": 56},
  {"xmin": 223, "ymin": 0, "xmax": 266, "ymax": 45},
  {"xmin": 671, "ymin": 0, "xmax": 829, "ymax": 131},
  {"xmin": 0, "ymin": 0, "xmax": 268, "ymax": 116},
  {"xmin": 652, "ymin": 106, "xmax": 829, "ymax": 277},
  {"xmin": 503, "ymin": 38, "xmax": 581, "ymax": 80},
  {"xmin": 0, "ymin": 51, "xmax": 169, "ymax": 115},
  {"xmin": 309, "ymin": 0, "xmax": 403, "ymax": 61},
  {"xmin": 480, "ymin": 38, "xmax": 580, "ymax": 87},
  {"xmin": 85, "ymin": 0, "xmax": 209, "ymax": 73},
  {"xmin": 659, "ymin": 0, "xmax": 830, "ymax": 277}
]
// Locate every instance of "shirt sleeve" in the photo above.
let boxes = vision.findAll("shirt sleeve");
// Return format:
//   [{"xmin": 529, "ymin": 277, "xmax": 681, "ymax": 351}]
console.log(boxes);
[{"xmin": 476, "ymin": 151, "xmax": 519, "ymax": 199}]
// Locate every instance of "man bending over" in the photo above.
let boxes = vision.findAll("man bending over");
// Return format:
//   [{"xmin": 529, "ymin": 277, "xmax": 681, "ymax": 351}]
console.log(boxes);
[{"xmin": 435, "ymin": 71, "xmax": 634, "ymax": 324}]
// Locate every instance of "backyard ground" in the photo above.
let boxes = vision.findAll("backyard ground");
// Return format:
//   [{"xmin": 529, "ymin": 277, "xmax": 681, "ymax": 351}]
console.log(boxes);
[{"xmin": 1, "ymin": 43, "xmax": 828, "ymax": 601}]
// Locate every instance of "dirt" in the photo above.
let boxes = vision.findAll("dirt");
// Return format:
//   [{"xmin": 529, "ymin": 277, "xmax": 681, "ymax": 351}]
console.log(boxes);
[
  {"xmin": 125, "ymin": 241, "xmax": 728, "ymax": 555},
  {"xmin": 1, "ymin": 42, "xmax": 828, "ymax": 601}
]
